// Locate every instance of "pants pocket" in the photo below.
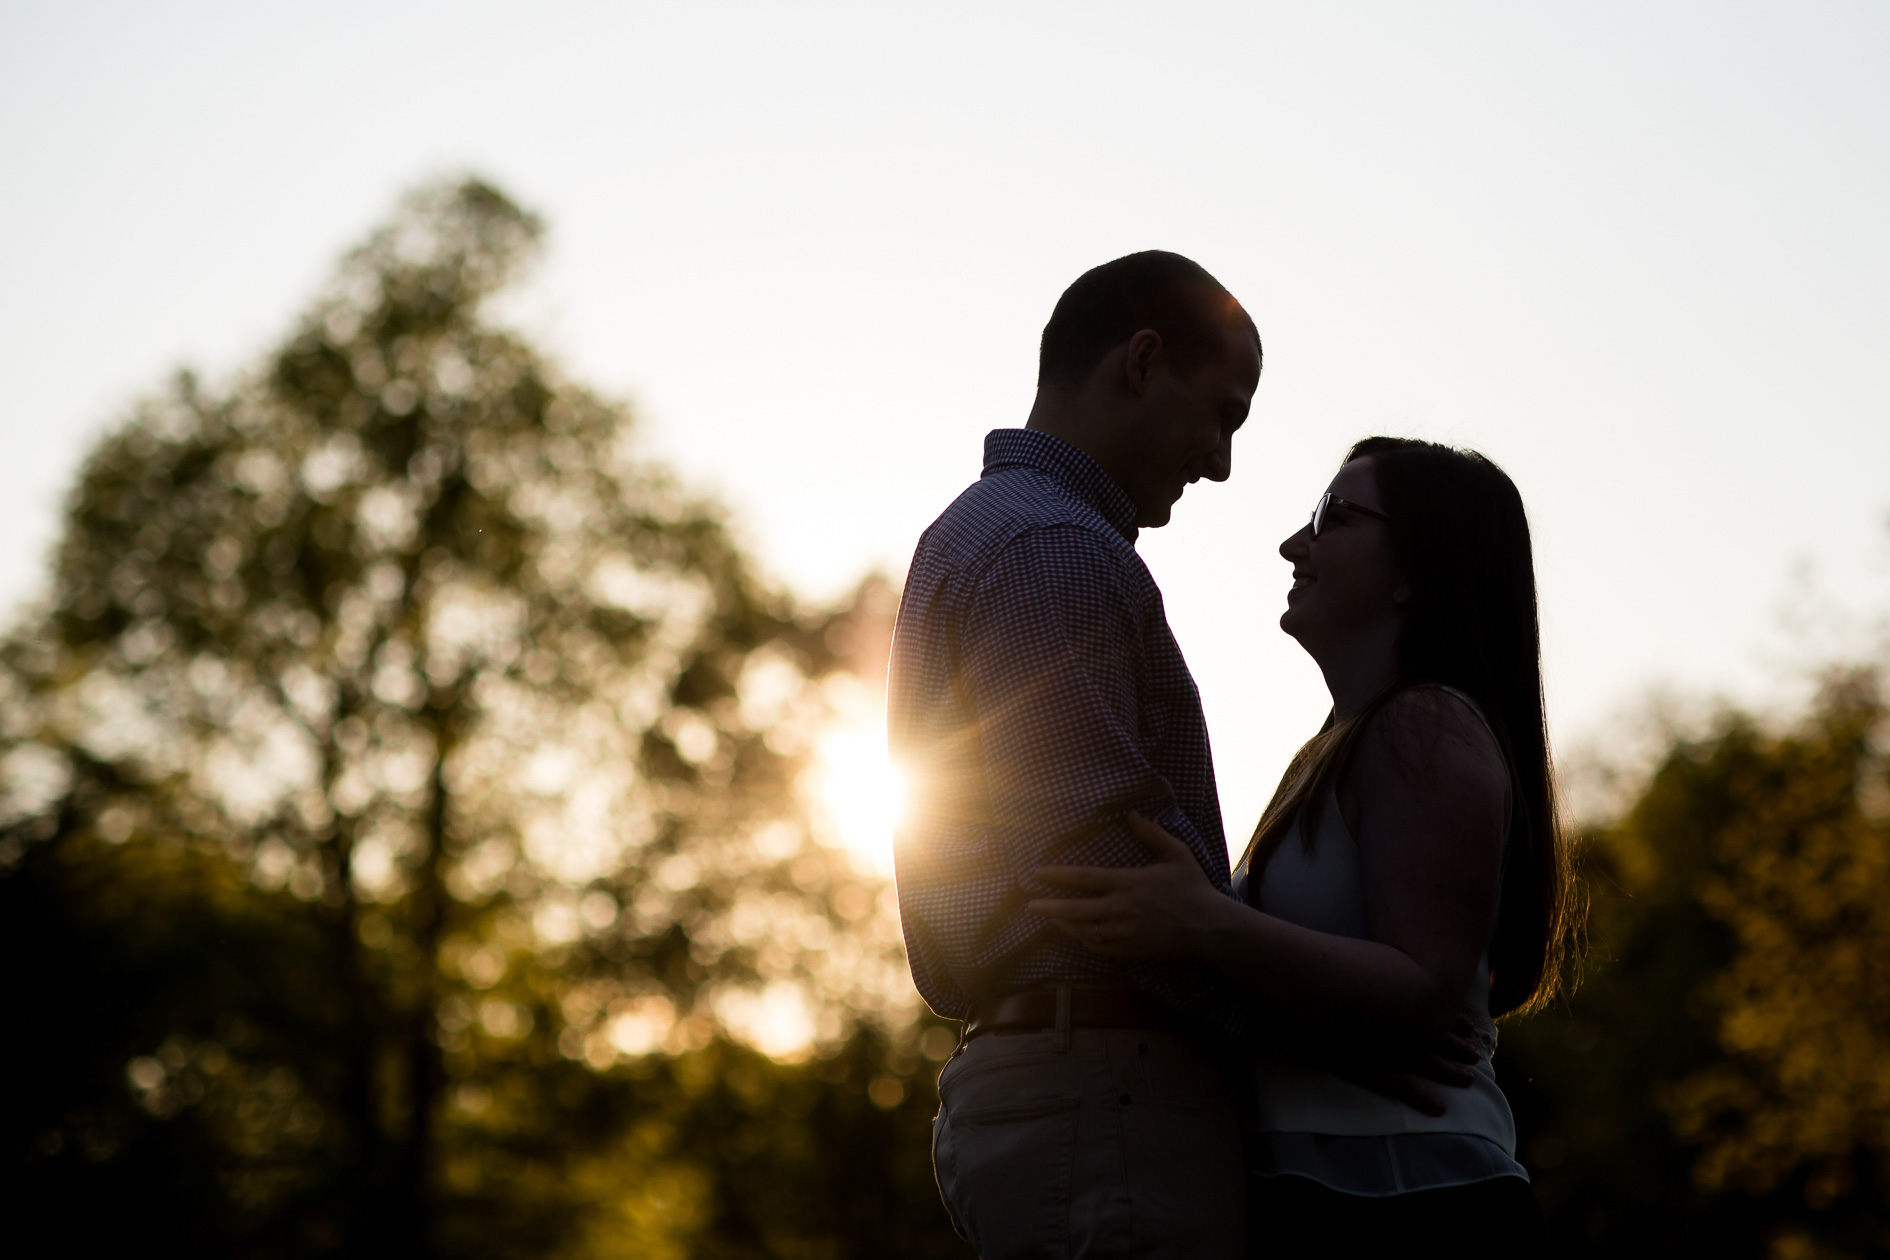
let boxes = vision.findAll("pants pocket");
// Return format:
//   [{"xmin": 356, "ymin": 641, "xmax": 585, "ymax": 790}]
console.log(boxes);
[
  {"xmin": 1117, "ymin": 1099, "xmax": 1245, "ymax": 1258},
  {"xmin": 934, "ymin": 1095, "xmax": 1081, "ymax": 1259}
]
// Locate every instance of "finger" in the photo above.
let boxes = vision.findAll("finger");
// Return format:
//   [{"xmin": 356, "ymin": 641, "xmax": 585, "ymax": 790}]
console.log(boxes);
[
  {"xmin": 1381, "ymin": 1076, "xmax": 1448, "ymax": 1118},
  {"xmin": 1031, "ymin": 865, "xmax": 1122, "ymax": 891},
  {"xmin": 1026, "ymin": 898, "xmax": 1119, "ymax": 922},
  {"xmin": 1049, "ymin": 919, "xmax": 1137, "ymax": 955},
  {"xmin": 1341, "ymin": 1067, "xmax": 1448, "ymax": 1117},
  {"xmin": 1436, "ymin": 1033, "xmax": 1480, "ymax": 1065},
  {"xmin": 1125, "ymin": 811, "xmax": 1198, "ymax": 863},
  {"xmin": 1411, "ymin": 1054, "xmax": 1475, "ymax": 1089}
]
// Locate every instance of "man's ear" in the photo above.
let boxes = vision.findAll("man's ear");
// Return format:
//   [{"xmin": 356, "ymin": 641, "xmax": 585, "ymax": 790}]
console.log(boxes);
[
  {"xmin": 1120, "ymin": 329, "xmax": 1165, "ymax": 396},
  {"xmin": 1392, "ymin": 581, "xmax": 1413, "ymax": 607}
]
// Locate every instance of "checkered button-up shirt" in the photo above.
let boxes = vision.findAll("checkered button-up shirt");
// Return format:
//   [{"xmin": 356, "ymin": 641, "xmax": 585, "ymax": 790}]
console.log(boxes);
[{"xmin": 889, "ymin": 428, "xmax": 1262, "ymax": 1042}]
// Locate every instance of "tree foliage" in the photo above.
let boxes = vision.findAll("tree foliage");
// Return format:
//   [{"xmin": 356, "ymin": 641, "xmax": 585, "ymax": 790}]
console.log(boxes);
[
  {"xmin": 20, "ymin": 171, "xmax": 1887, "ymax": 1260},
  {"xmin": 0, "ymin": 178, "xmax": 965, "ymax": 1258},
  {"xmin": 1504, "ymin": 668, "xmax": 1890, "ymax": 1259}
]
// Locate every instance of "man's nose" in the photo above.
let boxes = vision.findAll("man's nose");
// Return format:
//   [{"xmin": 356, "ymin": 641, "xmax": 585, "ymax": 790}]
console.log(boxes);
[{"xmin": 1202, "ymin": 434, "xmax": 1233, "ymax": 483}]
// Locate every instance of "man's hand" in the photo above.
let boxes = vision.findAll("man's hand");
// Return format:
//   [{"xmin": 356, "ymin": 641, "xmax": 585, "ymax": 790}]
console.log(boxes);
[{"xmin": 1326, "ymin": 1016, "xmax": 1482, "ymax": 1116}]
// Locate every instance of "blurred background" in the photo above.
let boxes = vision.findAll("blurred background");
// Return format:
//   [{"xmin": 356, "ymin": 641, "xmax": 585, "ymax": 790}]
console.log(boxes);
[{"xmin": 2, "ymin": 3, "xmax": 1886, "ymax": 1257}]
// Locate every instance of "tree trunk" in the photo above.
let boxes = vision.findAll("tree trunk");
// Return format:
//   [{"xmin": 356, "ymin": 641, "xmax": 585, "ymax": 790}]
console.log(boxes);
[
  {"xmin": 389, "ymin": 712, "xmax": 452, "ymax": 1256},
  {"xmin": 327, "ymin": 808, "xmax": 384, "ymax": 1243}
]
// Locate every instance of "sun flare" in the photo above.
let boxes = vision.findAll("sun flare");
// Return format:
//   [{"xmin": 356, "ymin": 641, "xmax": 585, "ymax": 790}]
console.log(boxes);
[{"xmin": 808, "ymin": 709, "xmax": 906, "ymax": 875}]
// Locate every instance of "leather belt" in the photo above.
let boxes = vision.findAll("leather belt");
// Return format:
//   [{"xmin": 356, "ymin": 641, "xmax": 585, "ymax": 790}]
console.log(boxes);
[{"xmin": 964, "ymin": 987, "xmax": 1177, "ymax": 1040}]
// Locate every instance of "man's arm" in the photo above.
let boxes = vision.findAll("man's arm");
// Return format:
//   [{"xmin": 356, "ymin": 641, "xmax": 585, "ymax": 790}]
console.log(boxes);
[
  {"xmin": 962, "ymin": 526, "xmax": 1214, "ymax": 889},
  {"xmin": 917, "ymin": 523, "xmax": 1249, "ymax": 1026}
]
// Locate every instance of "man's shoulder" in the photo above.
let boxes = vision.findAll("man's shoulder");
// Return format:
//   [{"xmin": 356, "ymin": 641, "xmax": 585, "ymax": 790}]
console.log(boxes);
[{"xmin": 916, "ymin": 465, "xmax": 1136, "ymax": 576}]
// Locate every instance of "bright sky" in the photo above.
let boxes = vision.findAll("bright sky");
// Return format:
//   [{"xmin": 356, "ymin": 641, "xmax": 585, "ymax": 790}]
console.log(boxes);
[{"xmin": 4, "ymin": 2, "xmax": 1887, "ymax": 852}]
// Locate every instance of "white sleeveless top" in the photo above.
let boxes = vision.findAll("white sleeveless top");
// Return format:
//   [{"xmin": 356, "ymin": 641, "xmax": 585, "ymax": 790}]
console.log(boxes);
[{"xmin": 1232, "ymin": 686, "xmax": 1528, "ymax": 1196}]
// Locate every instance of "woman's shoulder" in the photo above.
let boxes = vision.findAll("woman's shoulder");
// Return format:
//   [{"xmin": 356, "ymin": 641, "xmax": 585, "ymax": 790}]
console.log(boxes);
[
  {"xmin": 1354, "ymin": 684, "xmax": 1507, "ymax": 792},
  {"xmin": 1380, "ymin": 680, "xmax": 1484, "ymax": 721}
]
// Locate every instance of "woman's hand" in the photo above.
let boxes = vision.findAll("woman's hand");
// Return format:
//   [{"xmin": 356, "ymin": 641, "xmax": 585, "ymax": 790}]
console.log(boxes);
[{"xmin": 1027, "ymin": 812, "xmax": 1232, "ymax": 961}]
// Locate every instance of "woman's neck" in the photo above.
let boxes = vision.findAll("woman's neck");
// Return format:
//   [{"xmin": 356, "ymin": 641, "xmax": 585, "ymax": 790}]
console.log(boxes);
[{"xmin": 1315, "ymin": 622, "xmax": 1404, "ymax": 721}]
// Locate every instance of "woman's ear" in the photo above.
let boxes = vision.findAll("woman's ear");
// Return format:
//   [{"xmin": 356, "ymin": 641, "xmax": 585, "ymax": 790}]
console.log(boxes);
[{"xmin": 1392, "ymin": 580, "xmax": 1413, "ymax": 607}]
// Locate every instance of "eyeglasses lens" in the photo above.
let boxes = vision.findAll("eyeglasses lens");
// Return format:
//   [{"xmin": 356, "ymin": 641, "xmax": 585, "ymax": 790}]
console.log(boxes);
[{"xmin": 1310, "ymin": 494, "xmax": 1329, "ymax": 538}]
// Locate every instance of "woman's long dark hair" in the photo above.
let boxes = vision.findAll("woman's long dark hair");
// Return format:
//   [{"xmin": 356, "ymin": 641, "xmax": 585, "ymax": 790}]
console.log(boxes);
[{"xmin": 1238, "ymin": 436, "xmax": 1582, "ymax": 1018}]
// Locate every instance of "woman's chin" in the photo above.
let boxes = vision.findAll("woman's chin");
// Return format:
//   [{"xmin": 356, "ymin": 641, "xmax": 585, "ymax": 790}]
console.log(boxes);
[{"xmin": 1278, "ymin": 605, "xmax": 1325, "ymax": 655}]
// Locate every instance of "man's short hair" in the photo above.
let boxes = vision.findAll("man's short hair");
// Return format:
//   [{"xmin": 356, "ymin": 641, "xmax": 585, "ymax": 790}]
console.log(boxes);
[{"xmin": 1037, "ymin": 250, "xmax": 1260, "ymax": 391}]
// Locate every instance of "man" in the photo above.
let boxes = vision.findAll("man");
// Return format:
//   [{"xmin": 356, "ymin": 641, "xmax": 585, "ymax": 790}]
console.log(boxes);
[{"xmin": 888, "ymin": 251, "xmax": 1263, "ymax": 1258}]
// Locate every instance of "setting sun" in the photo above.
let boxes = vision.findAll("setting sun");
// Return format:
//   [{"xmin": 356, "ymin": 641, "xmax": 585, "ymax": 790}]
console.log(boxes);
[{"xmin": 807, "ymin": 706, "xmax": 906, "ymax": 875}]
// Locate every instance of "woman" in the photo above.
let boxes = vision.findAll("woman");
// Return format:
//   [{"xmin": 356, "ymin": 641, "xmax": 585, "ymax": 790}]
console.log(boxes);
[{"xmin": 1030, "ymin": 437, "xmax": 1579, "ymax": 1254}]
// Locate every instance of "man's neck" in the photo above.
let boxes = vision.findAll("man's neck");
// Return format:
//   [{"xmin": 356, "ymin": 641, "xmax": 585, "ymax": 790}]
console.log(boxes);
[{"xmin": 1024, "ymin": 393, "xmax": 1134, "ymax": 497}]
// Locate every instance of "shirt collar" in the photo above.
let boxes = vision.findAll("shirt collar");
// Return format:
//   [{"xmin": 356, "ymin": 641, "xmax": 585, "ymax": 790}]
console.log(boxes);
[{"xmin": 981, "ymin": 429, "xmax": 1140, "ymax": 543}]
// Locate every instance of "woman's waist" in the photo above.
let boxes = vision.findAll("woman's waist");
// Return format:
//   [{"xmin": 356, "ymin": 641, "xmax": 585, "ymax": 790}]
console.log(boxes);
[{"xmin": 1248, "ymin": 1052, "xmax": 1516, "ymax": 1150}]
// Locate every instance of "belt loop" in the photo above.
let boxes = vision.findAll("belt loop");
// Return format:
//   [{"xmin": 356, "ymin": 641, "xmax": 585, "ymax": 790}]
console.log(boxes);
[{"xmin": 1055, "ymin": 983, "xmax": 1072, "ymax": 1053}]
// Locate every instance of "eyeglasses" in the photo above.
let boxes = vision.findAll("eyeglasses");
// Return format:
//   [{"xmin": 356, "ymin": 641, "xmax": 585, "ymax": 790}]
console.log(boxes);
[{"xmin": 1309, "ymin": 492, "xmax": 1391, "ymax": 538}]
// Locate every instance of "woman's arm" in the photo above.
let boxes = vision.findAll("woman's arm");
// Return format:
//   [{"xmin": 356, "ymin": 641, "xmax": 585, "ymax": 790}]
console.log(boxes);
[{"xmin": 1029, "ymin": 689, "xmax": 1508, "ymax": 1046}]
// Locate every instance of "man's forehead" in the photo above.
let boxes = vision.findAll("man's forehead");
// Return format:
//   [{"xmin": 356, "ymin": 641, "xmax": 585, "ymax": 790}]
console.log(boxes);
[{"xmin": 1220, "ymin": 323, "xmax": 1262, "ymax": 389}]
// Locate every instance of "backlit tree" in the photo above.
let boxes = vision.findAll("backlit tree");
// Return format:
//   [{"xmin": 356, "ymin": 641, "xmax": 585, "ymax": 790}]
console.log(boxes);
[{"xmin": 0, "ymin": 178, "xmax": 942, "ymax": 1257}]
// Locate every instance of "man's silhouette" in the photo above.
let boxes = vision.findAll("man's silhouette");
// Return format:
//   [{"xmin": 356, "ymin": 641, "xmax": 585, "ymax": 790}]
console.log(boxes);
[{"xmin": 889, "ymin": 252, "xmax": 1262, "ymax": 1258}]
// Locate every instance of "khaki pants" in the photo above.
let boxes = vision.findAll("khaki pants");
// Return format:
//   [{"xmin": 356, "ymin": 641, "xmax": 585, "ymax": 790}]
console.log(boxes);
[{"xmin": 932, "ymin": 1023, "xmax": 1246, "ymax": 1259}]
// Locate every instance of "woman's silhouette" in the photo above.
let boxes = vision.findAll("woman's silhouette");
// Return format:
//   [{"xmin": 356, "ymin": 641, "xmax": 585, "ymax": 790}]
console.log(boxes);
[{"xmin": 1032, "ymin": 436, "xmax": 1580, "ymax": 1255}]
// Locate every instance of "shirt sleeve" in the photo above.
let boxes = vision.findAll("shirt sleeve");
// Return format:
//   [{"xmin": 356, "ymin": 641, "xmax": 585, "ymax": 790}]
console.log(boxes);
[
  {"xmin": 962, "ymin": 524, "xmax": 1223, "ymax": 885},
  {"xmin": 945, "ymin": 524, "xmax": 1246, "ymax": 1019}
]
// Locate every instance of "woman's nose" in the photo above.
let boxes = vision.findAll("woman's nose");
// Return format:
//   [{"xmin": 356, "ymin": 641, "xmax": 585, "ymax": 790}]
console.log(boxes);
[{"xmin": 1279, "ymin": 525, "xmax": 1310, "ymax": 560}]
